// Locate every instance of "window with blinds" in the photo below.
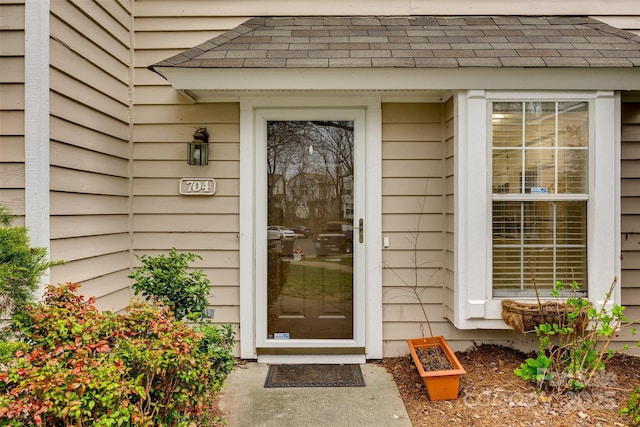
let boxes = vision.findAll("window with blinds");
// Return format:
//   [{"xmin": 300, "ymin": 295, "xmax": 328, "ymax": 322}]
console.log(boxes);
[{"xmin": 491, "ymin": 101, "xmax": 589, "ymax": 297}]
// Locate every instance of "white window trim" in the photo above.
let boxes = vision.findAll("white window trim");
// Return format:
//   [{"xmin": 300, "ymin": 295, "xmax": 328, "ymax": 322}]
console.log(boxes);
[
  {"xmin": 452, "ymin": 90, "xmax": 621, "ymax": 329},
  {"xmin": 238, "ymin": 95, "xmax": 383, "ymax": 359}
]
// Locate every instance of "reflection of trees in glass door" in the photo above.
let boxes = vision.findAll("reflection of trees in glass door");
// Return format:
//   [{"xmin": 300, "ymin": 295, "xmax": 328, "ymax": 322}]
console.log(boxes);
[{"xmin": 267, "ymin": 121, "xmax": 354, "ymax": 340}]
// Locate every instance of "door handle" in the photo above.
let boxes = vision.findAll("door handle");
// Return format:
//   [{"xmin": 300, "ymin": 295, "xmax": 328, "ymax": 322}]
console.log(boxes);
[{"xmin": 358, "ymin": 218, "xmax": 364, "ymax": 244}]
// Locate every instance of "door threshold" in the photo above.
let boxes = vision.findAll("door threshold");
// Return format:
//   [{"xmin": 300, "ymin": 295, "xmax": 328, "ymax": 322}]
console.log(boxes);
[
  {"xmin": 257, "ymin": 354, "xmax": 366, "ymax": 364},
  {"xmin": 256, "ymin": 346, "xmax": 366, "ymax": 364},
  {"xmin": 257, "ymin": 347, "xmax": 365, "ymax": 355}
]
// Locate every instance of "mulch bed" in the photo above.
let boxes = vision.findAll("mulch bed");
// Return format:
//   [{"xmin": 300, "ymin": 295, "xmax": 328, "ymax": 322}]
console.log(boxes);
[{"xmin": 383, "ymin": 344, "xmax": 640, "ymax": 427}]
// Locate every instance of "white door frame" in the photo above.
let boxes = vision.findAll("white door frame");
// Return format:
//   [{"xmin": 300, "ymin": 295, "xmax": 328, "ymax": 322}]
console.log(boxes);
[{"xmin": 239, "ymin": 95, "xmax": 382, "ymax": 361}]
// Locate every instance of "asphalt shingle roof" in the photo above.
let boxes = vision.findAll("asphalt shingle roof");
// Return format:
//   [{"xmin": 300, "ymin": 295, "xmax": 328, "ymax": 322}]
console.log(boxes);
[{"xmin": 150, "ymin": 16, "xmax": 640, "ymax": 70}]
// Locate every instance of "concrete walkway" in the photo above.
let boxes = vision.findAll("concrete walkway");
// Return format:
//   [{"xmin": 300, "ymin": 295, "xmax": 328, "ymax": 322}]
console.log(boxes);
[{"xmin": 218, "ymin": 363, "xmax": 412, "ymax": 427}]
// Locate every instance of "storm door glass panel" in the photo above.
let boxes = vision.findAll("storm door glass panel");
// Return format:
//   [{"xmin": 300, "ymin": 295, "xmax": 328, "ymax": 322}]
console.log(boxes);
[{"xmin": 267, "ymin": 121, "xmax": 354, "ymax": 340}]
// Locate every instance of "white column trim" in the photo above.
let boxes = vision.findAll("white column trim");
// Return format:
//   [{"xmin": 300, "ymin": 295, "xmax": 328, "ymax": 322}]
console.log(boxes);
[
  {"xmin": 454, "ymin": 90, "xmax": 493, "ymax": 328},
  {"xmin": 365, "ymin": 98, "xmax": 383, "ymax": 359},
  {"xmin": 590, "ymin": 91, "xmax": 621, "ymax": 309},
  {"xmin": 239, "ymin": 99, "xmax": 256, "ymax": 359},
  {"xmin": 24, "ymin": 0, "xmax": 50, "ymax": 297},
  {"xmin": 613, "ymin": 91, "xmax": 622, "ymax": 305}
]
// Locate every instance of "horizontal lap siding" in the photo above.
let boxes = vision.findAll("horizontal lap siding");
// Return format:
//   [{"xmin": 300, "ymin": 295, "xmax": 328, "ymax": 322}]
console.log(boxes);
[
  {"xmin": 132, "ymin": 106, "xmax": 241, "ymax": 318},
  {"xmin": 134, "ymin": 0, "xmax": 640, "ymax": 16},
  {"xmin": 600, "ymin": 8, "xmax": 640, "ymax": 336},
  {"xmin": 381, "ymin": 103, "xmax": 450, "ymax": 356},
  {"xmin": 616, "ymin": 14, "xmax": 640, "ymax": 345},
  {"xmin": 133, "ymin": 6, "xmax": 242, "ymax": 346},
  {"xmin": 0, "ymin": 1, "xmax": 25, "ymax": 223},
  {"xmin": 442, "ymin": 97, "xmax": 455, "ymax": 322},
  {"xmin": 591, "ymin": 16, "xmax": 640, "ymax": 36},
  {"xmin": 49, "ymin": 0, "xmax": 133, "ymax": 311},
  {"xmin": 621, "ymin": 93, "xmax": 640, "ymax": 350}
]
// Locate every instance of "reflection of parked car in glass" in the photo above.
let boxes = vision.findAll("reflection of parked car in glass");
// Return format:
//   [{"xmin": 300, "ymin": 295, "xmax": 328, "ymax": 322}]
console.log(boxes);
[
  {"xmin": 267, "ymin": 226, "xmax": 296, "ymax": 240},
  {"xmin": 289, "ymin": 225, "xmax": 312, "ymax": 237},
  {"xmin": 314, "ymin": 221, "xmax": 353, "ymax": 256}
]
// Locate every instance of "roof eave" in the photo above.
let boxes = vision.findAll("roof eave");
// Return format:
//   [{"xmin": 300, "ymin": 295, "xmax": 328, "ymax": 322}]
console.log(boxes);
[{"xmin": 154, "ymin": 66, "xmax": 640, "ymax": 98}]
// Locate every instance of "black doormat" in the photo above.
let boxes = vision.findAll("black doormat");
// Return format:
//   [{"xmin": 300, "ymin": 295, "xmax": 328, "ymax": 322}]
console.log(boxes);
[{"xmin": 264, "ymin": 364, "xmax": 365, "ymax": 388}]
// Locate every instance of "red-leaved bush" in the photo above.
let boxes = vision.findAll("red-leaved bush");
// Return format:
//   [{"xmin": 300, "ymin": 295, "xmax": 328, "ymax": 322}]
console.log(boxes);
[{"xmin": 0, "ymin": 283, "xmax": 225, "ymax": 427}]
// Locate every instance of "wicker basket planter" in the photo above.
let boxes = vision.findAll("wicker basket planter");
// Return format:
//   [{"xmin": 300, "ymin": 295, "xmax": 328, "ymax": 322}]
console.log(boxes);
[{"xmin": 501, "ymin": 300, "xmax": 589, "ymax": 334}]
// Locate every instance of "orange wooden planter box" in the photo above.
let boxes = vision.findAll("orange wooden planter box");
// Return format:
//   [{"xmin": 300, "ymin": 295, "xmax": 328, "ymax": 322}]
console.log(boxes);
[{"xmin": 407, "ymin": 336, "xmax": 466, "ymax": 401}]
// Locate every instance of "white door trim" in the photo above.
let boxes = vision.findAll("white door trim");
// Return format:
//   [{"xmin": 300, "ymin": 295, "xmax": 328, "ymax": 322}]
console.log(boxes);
[{"xmin": 238, "ymin": 95, "xmax": 382, "ymax": 360}]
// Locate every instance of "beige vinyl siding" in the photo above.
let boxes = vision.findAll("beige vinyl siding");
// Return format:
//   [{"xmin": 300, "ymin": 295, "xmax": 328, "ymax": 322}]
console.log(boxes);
[
  {"xmin": 48, "ymin": 0, "xmax": 133, "ymax": 311},
  {"xmin": 591, "ymin": 16, "xmax": 640, "ymax": 36},
  {"xmin": 0, "ymin": 1, "xmax": 25, "ymax": 223},
  {"xmin": 381, "ymin": 103, "xmax": 450, "ymax": 355},
  {"xmin": 134, "ymin": 0, "xmax": 639, "ymax": 17},
  {"xmin": 442, "ymin": 97, "xmax": 455, "ymax": 322},
  {"xmin": 132, "ymin": 102, "xmax": 241, "ymax": 328},
  {"xmin": 133, "ymin": 7, "xmax": 246, "ymax": 340},
  {"xmin": 621, "ymin": 92, "xmax": 640, "ymax": 345},
  {"xmin": 601, "ymin": 9, "xmax": 640, "ymax": 340}
]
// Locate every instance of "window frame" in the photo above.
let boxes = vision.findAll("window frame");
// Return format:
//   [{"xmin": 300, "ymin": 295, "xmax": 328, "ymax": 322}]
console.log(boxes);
[
  {"xmin": 452, "ymin": 90, "xmax": 620, "ymax": 329},
  {"xmin": 490, "ymin": 100, "xmax": 590, "ymax": 297}
]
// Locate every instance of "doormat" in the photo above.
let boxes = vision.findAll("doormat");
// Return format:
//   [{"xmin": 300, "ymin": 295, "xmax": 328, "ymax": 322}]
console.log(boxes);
[{"xmin": 264, "ymin": 364, "xmax": 365, "ymax": 388}]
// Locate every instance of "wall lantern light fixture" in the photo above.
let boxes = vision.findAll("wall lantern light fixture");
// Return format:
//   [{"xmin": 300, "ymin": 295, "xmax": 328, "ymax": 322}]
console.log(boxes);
[{"xmin": 188, "ymin": 127, "xmax": 209, "ymax": 165}]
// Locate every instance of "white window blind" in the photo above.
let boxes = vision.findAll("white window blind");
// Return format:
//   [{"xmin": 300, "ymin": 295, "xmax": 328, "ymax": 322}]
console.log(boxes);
[{"xmin": 491, "ymin": 101, "xmax": 589, "ymax": 297}]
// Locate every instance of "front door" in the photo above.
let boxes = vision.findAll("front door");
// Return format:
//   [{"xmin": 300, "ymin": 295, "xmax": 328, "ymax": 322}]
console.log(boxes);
[
  {"xmin": 267, "ymin": 120, "xmax": 355, "ymax": 340},
  {"xmin": 255, "ymin": 108, "xmax": 367, "ymax": 358}
]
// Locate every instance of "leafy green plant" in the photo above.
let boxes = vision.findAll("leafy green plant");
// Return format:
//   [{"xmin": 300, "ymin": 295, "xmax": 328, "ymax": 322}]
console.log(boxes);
[
  {"xmin": 0, "ymin": 204, "xmax": 59, "ymax": 320},
  {"xmin": 0, "ymin": 340, "xmax": 27, "ymax": 367},
  {"xmin": 513, "ymin": 353, "xmax": 553, "ymax": 386},
  {"xmin": 0, "ymin": 283, "xmax": 223, "ymax": 426},
  {"xmin": 128, "ymin": 248, "xmax": 210, "ymax": 321},
  {"xmin": 621, "ymin": 385, "xmax": 640, "ymax": 426},
  {"xmin": 514, "ymin": 277, "xmax": 639, "ymax": 393},
  {"xmin": 194, "ymin": 323, "xmax": 236, "ymax": 391}
]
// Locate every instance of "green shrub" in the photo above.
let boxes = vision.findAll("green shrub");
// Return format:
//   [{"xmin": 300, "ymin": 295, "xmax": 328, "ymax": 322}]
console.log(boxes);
[
  {"xmin": 514, "ymin": 278, "xmax": 639, "ymax": 392},
  {"xmin": 128, "ymin": 248, "xmax": 210, "ymax": 321},
  {"xmin": 621, "ymin": 385, "xmax": 640, "ymax": 426},
  {"xmin": 127, "ymin": 248, "xmax": 236, "ymax": 393},
  {"xmin": 0, "ymin": 283, "xmax": 222, "ymax": 426},
  {"xmin": 195, "ymin": 324, "xmax": 236, "ymax": 391},
  {"xmin": 0, "ymin": 204, "xmax": 57, "ymax": 320},
  {"xmin": 0, "ymin": 341, "xmax": 27, "ymax": 368}
]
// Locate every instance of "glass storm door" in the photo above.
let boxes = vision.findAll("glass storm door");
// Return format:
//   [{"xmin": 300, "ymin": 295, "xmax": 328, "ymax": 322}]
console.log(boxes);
[{"xmin": 266, "ymin": 120, "xmax": 356, "ymax": 340}]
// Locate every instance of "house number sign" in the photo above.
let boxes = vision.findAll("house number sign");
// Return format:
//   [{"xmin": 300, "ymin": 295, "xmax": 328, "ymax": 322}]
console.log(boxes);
[{"xmin": 179, "ymin": 178, "xmax": 216, "ymax": 195}]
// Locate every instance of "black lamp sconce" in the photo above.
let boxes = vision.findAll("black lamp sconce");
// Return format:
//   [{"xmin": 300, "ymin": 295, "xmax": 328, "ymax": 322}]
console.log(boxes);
[{"xmin": 187, "ymin": 127, "xmax": 209, "ymax": 165}]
